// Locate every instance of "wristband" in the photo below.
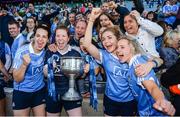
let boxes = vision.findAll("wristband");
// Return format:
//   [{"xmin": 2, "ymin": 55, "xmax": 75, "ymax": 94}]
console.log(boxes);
[{"xmin": 152, "ymin": 59, "xmax": 158, "ymax": 68}]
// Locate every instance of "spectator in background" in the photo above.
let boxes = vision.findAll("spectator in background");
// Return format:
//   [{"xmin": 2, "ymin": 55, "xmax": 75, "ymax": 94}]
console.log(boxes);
[
  {"xmin": 22, "ymin": 17, "xmax": 36, "ymax": 42},
  {"xmin": 160, "ymin": 30, "xmax": 180, "ymax": 69},
  {"xmin": 161, "ymin": 55, "xmax": 180, "ymax": 115},
  {"xmin": 146, "ymin": 11, "xmax": 157, "ymax": 22},
  {"xmin": 69, "ymin": 20, "xmax": 87, "ymax": 47},
  {"xmin": 101, "ymin": 2, "xmax": 109, "ymax": 13},
  {"xmin": 85, "ymin": 2, "xmax": 93, "ymax": 15},
  {"xmin": 124, "ymin": 10, "xmax": 164, "ymax": 67},
  {"xmin": 24, "ymin": 3, "xmax": 38, "ymax": 20},
  {"xmin": 163, "ymin": 0, "xmax": 179, "ymax": 26},
  {"xmin": 0, "ymin": 9, "xmax": 15, "ymax": 47},
  {"xmin": 8, "ymin": 20, "xmax": 27, "ymax": 60},
  {"xmin": 65, "ymin": 12, "xmax": 76, "ymax": 37}
]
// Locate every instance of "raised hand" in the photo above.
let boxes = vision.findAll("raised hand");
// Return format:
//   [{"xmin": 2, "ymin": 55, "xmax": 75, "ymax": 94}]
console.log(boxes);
[
  {"xmin": 22, "ymin": 54, "xmax": 31, "ymax": 66},
  {"xmin": 89, "ymin": 8, "xmax": 102, "ymax": 22},
  {"xmin": 130, "ymin": 10, "xmax": 141, "ymax": 21}
]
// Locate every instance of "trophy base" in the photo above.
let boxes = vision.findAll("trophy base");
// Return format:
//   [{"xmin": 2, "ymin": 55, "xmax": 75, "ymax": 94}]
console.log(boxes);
[{"xmin": 62, "ymin": 88, "xmax": 82, "ymax": 101}]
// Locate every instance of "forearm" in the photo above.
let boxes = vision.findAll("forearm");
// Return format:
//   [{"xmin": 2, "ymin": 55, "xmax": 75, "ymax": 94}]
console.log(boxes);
[
  {"xmin": 143, "ymin": 80, "xmax": 165, "ymax": 102},
  {"xmin": 151, "ymin": 86, "xmax": 165, "ymax": 101},
  {"xmin": 84, "ymin": 20, "xmax": 94, "ymax": 47},
  {"xmin": 13, "ymin": 64, "xmax": 27, "ymax": 83},
  {"xmin": 138, "ymin": 17, "xmax": 164, "ymax": 36},
  {"xmin": 0, "ymin": 67, "xmax": 9, "ymax": 78}
]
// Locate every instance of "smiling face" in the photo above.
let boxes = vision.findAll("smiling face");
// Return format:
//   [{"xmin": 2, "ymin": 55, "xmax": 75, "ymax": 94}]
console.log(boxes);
[
  {"xmin": 99, "ymin": 14, "xmax": 111, "ymax": 27},
  {"xmin": 116, "ymin": 39, "xmax": 134, "ymax": 63},
  {"xmin": 101, "ymin": 30, "xmax": 118, "ymax": 53},
  {"xmin": 8, "ymin": 23, "xmax": 20, "ymax": 39},
  {"xmin": 55, "ymin": 28, "xmax": 69, "ymax": 50},
  {"xmin": 33, "ymin": 28, "xmax": 48, "ymax": 53},
  {"xmin": 124, "ymin": 15, "xmax": 139, "ymax": 36},
  {"xmin": 75, "ymin": 21, "xmax": 87, "ymax": 39}
]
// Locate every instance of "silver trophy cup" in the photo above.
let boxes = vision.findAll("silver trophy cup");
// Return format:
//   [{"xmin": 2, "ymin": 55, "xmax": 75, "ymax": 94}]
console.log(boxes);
[{"xmin": 60, "ymin": 57, "xmax": 84, "ymax": 101}]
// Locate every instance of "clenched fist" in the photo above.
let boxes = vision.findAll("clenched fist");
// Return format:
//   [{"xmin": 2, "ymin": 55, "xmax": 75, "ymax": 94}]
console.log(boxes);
[{"xmin": 22, "ymin": 54, "xmax": 31, "ymax": 66}]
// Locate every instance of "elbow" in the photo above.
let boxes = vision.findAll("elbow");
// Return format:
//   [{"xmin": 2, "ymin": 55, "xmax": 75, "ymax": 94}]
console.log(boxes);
[{"xmin": 157, "ymin": 26, "xmax": 164, "ymax": 36}]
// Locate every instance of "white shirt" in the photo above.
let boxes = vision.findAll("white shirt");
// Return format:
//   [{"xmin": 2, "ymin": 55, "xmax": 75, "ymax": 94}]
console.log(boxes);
[{"xmin": 126, "ymin": 17, "xmax": 164, "ymax": 57}]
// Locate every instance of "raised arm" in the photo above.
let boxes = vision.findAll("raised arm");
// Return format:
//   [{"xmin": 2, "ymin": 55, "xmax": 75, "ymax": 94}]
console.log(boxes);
[
  {"xmin": 83, "ymin": 8, "xmax": 102, "ymax": 61},
  {"xmin": 130, "ymin": 10, "xmax": 164, "ymax": 37}
]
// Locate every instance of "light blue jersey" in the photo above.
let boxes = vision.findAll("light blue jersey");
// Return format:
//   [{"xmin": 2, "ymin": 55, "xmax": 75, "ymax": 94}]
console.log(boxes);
[
  {"xmin": 11, "ymin": 33, "xmax": 27, "ymax": 59},
  {"xmin": 164, "ymin": 4, "xmax": 179, "ymax": 25},
  {"xmin": 128, "ymin": 54, "xmax": 165, "ymax": 116},
  {"xmin": 99, "ymin": 49, "xmax": 134, "ymax": 102},
  {"xmin": 13, "ymin": 43, "xmax": 45, "ymax": 92}
]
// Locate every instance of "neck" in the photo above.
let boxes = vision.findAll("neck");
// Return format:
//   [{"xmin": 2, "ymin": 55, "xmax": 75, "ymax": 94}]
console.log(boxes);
[
  {"xmin": 32, "ymin": 43, "xmax": 41, "ymax": 54},
  {"xmin": 127, "ymin": 54, "xmax": 135, "ymax": 64},
  {"xmin": 28, "ymin": 28, "xmax": 34, "ymax": 32},
  {"xmin": 57, "ymin": 44, "xmax": 69, "ymax": 54}
]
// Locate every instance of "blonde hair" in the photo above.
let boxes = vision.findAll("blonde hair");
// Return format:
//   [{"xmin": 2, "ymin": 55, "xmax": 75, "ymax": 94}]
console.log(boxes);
[
  {"xmin": 164, "ymin": 30, "xmax": 180, "ymax": 47},
  {"xmin": 101, "ymin": 26, "xmax": 123, "ymax": 41},
  {"xmin": 119, "ymin": 36, "xmax": 145, "ymax": 55}
]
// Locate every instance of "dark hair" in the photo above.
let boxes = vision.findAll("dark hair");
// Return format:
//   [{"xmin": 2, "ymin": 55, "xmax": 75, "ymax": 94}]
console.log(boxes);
[
  {"xmin": 26, "ymin": 16, "xmax": 36, "ymax": 32},
  {"xmin": 34, "ymin": 24, "xmax": 51, "ymax": 38},
  {"xmin": 8, "ymin": 20, "xmax": 20, "ymax": 28},
  {"xmin": 55, "ymin": 25, "xmax": 70, "ymax": 37},
  {"xmin": 96, "ymin": 12, "xmax": 115, "ymax": 33},
  {"xmin": 146, "ymin": 11, "xmax": 157, "ymax": 22},
  {"xmin": 75, "ymin": 19, "xmax": 87, "ymax": 27},
  {"xmin": 98, "ymin": 12, "xmax": 114, "ymax": 25}
]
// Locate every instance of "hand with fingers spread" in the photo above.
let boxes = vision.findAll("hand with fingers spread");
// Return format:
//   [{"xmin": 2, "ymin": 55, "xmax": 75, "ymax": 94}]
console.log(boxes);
[
  {"xmin": 153, "ymin": 99, "xmax": 175, "ymax": 116},
  {"xmin": 22, "ymin": 54, "xmax": 31, "ymax": 66}
]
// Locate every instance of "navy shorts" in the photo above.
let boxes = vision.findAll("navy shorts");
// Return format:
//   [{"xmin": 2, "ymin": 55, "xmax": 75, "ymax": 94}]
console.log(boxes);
[
  {"xmin": 12, "ymin": 87, "xmax": 46, "ymax": 110},
  {"xmin": 0, "ymin": 85, "xmax": 5, "ymax": 100},
  {"xmin": 46, "ymin": 94, "xmax": 82, "ymax": 113},
  {"xmin": 103, "ymin": 95, "xmax": 138, "ymax": 116}
]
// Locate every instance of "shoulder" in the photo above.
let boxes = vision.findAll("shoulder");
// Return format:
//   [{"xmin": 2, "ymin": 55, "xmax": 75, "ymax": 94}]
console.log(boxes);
[
  {"xmin": 70, "ymin": 48, "xmax": 81, "ymax": 57},
  {"xmin": 129, "ymin": 54, "xmax": 147, "ymax": 67},
  {"xmin": 15, "ymin": 44, "xmax": 29, "ymax": 55}
]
